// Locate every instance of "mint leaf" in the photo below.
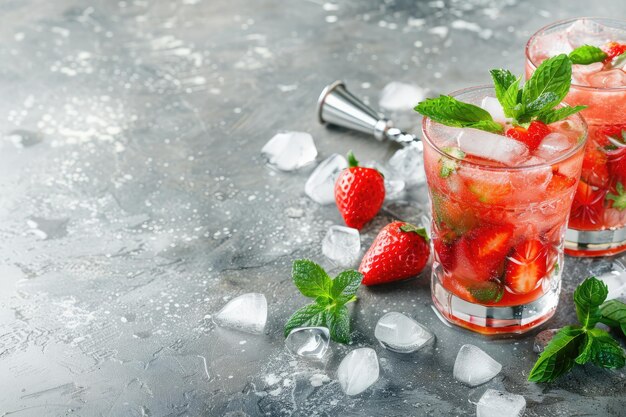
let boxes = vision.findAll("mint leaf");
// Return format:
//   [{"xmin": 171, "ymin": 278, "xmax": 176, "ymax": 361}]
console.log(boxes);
[
  {"xmin": 574, "ymin": 276, "xmax": 608, "ymax": 329},
  {"xmin": 606, "ymin": 182, "xmax": 626, "ymax": 210},
  {"xmin": 415, "ymin": 96, "xmax": 504, "ymax": 133},
  {"xmin": 330, "ymin": 270, "xmax": 362, "ymax": 300},
  {"xmin": 292, "ymin": 259, "xmax": 332, "ymax": 299},
  {"xmin": 439, "ymin": 146, "xmax": 465, "ymax": 178},
  {"xmin": 588, "ymin": 328, "xmax": 626, "ymax": 369},
  {"xmin": 575, "ymin": 332, "xmax": 595, "ymax": 365},
  {"xmin": 522, "ymin": 54, "xmax": 572, "ymax": 118},
  {"xmin": 569, "ymin": 45, "xmax": 607, "ymax": 65},
  {"xmin": 284, "ymin": 303, "xmax": 328, "ymax": 337},
  {"xmin": 285, "ymin": 260, "xmax": 362, "ymax": 344},
  {"xmin": 538, "ymin": 105, "xmax": 587, "ymax": 124},
  {"xmin": 502, "ymin": 77, "xmax": 522, "ymax": 118},
  {"xmin": 528, "ymin": 326, "xmax": 586, "ymax": 382},
  {"xmin": 490, "ymin": 69, "xmax": 517, "ymax": 115},
  {"xmin": 600, "ymin": 299, "xmax": 626, "ymax": 336},
  {"xmin": 327, "ymin": 305, "xmax": 350, "ymax": 343}
]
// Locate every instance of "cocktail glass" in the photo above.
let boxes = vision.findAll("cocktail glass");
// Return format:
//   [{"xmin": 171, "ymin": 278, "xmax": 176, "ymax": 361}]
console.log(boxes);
[
  {"xmin": 526, "ymin": 17, "xmax": 626, "ymax": 256},
  {"xmin": 424, "ymin": 86, "xmax": 587, "ymax": 334}
]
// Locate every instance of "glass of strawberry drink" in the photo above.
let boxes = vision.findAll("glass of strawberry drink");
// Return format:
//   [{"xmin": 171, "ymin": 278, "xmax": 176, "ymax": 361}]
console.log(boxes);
[
  {"xmin": 527, "ymin": 18, "xmax": 626, "ymax": 256},
  {"xmin": 418, "ymin": 55, "xmax": 587, "ymax": 334}
]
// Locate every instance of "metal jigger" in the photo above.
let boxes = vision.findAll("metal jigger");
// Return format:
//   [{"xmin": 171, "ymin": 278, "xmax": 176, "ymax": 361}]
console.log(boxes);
[{"xmin": 317, "ymin": 80, "xmax": 422, "ymax": 149}]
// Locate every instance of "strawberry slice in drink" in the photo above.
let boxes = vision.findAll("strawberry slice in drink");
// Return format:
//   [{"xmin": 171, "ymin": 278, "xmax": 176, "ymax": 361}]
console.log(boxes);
[
  {"xmin": 504, "ymin": 239, "xmax": 548, "ymax": 294},
  {"xmin": 505, "ymin": 121, "xmax": 551, "ymax": 151},
  {"xmin": 581, "ymin": 144, "xmax": 609, "ymax": 188},
  {"xmin": 570, "ymin": 181, "xmax": 607, "ymax": 228},
  {"xmin": 454, "ymin": 224, "xmax": 514, "ymax": 281},
  {"xmin": 441, "ymin": 273, "xmax": 504, "ymax": 304}
]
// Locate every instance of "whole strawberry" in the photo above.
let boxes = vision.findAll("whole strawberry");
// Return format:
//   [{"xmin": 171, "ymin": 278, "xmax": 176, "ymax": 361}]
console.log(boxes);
[
  {"xmin": 334, "ymin": 152, "xmax": 385, "ymax": 230},
  {"xmin": 359, "ymin": 221, "xmax": 430, "ymax": 286}
]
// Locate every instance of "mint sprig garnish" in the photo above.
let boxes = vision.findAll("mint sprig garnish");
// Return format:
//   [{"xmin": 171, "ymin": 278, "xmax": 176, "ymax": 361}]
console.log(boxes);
[
  {"xmin": 284, "ymin": 259, "xmax": 362, "ymax": 343},
  {"xmin": 528, "ymin": 277, "xmax": 626, "ymax": 382},
  {"xmin": 415, "ymin": 54, "xmax": 586, "ymax": 134},
  {"xmin": 569, "ymin": 45, "xmax": 607, "ymax": 65},
  {"xmin": 415, "ymin": 95, "xmax": 503, "ymax": 133}
]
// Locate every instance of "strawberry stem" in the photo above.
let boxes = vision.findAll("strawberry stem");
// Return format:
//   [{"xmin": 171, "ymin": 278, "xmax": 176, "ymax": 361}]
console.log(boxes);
[
  {"xmin": 347, "ymin": 151, "xmax": 359, "ymax": 168},
  {"xmin": 399, "ymin": 223, "xmax": 430, "ymax": 242}
]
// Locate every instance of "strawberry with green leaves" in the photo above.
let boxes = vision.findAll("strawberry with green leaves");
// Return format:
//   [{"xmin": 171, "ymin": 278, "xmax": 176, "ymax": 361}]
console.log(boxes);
[
  {"xmin": 359, "ymin": 221, "xmax": 430, "ymax": 286},
  {"xmin": 529, "ymin": 277, "xmax": 626, "ymax": 382},
  {"xmin": 334, "ymin": 152, "xmax": 385, "ymax": 230}
]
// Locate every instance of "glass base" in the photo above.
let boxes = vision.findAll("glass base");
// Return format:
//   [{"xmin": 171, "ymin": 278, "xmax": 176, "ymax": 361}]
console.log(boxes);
[
  {"xmin": 431, "ymin": 278, "xmax": 560, "ymax": 335},
  {"xmin": 564, "ymin": 227, "xmax": 626, "ymax": 257}
]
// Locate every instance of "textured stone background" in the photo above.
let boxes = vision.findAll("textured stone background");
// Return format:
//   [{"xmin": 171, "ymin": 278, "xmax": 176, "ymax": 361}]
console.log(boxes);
[{"xmin": 0, "ymin": 0, "xmax": 625, "ymax": 416}]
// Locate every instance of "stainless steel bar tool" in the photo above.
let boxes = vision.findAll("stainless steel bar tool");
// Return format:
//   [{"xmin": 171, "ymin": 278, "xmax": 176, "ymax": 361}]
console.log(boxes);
[{"xmin": 316, "ymin": 80, "xmax": 422, "ymax": 149}]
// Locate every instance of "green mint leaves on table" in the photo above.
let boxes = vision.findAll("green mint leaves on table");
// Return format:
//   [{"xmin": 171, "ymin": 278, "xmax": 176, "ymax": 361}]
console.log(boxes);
[
  {"xmin": 284, "ymin": 259, "xmax": 362, "ymax": 343},
  {"xmin": 414, "ymin": 54, "xmax": 586, "ymax": 135},
  {"xmin": 528, "ymin": 277, "xmax": 626, "ymax": 383},
  {"xmin": 568, "ymin": 44, "xmax": 607, "ymax": 65}
]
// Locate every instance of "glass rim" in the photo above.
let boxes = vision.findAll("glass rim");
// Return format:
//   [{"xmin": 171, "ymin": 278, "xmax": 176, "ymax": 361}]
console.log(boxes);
[
  {"xmin": 421, "ymin": 85, "xmax": 588, "ymax": 172},
  {"xmin": 525, "ymin": 16, "xmax": 626, "ymax": 92}
]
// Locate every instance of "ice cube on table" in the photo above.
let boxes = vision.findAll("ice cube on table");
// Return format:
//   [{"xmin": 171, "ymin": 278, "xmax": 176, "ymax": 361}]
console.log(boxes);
[
  {"xmin": 480, "ymin": 97, "xmax": 508, "ymax": 124},
  {"xmin": 589, "ymin": 259, "xmax": 626, "ymax": 300},
  {"xmin": 385, "ymin": 179, "xmax": 406, "ymax": 199},
  {"xmin": 387, "ymin": 143, "xmax": 426, "ymax": 185},
  {"xmin": 456, "ymin": 128, "xmax": 528, "ymax": 166},
  {"xmin": 262, "ymin": 132, "xmax": 317, "ymax": 171},
  {"xmin": 567, "ymin": 18, "xmax": 622, "ymax": 49},
  {"xmin": 533, "ymin": 328, "xmax": 559, "ymax": 354},
  {"xmin": 374, "ymin": 312, "xmax": 434, "ymax": 353},
  {"xmin": 453, "ymin": 344, "xmax": 502, "ymax": 386},
  {"xmin": 305, "ymin": 153, "xmax": 347, "ymax": 204},
  {"xmin": 285, "ymin": 327, "xmax": 330, "ymax": 359},
  {"xmin": 588, "ymin": 69, "xmax": 626, "ymax": 88},
  {"xmin": 337, "ymin": 347, "xmax": 380, "ymax": 396},
  {"xmin": 213, "ymin": 293, "xmax": 267, "ymax": 334},
  {"xmin": 477, "ymin": 389, "xmax": 526, "ymax": 417},
  {"xmin": 322, "ymin": 225, "xmax": 360, "ymax": 267},
  {"xmin": 379, "ymin": 82, "xmax": 427, "ymax": 111}
]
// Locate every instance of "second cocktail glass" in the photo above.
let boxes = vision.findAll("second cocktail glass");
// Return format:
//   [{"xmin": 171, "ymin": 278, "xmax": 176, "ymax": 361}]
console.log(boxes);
[
  {"xmin": 527, "ymin": 17, "xmax": 626, "ymax": 256},
  {"xmin": 423, "ymin": 86, "xmax": 587, "ymax": 334}
]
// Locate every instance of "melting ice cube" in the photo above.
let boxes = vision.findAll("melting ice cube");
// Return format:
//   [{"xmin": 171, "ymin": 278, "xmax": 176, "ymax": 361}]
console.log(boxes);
[
  {"xmin": 480, "ymin": 97, "xmax": 508, "ymax": 124},
  {"xmin": 262, "ymin": 132, "xmax": 317, "ymax": 171},
  {"xmin": 285, "ymin": 327, "xmax": 330, "ymax": 359},
  {"xmin": 589, "ymin": 259, "xmax": 626, "ymax": 300},
  {"xmin": 379, "ymin": 82, "xmax": 427, "ymax": 111},
  {"xmin": 213, "ymin": 293, "xmax": 267, "ymax": 334},
  {"xmin": 572, "ymin": 62, "xmax": 604, "ymax": 86},
  {"xmin": 374, "ymin": 312, "xmax": 434, "ymax": 353},
  {"xmin": 476, "ymin": 389, "xmax": 526, "ymax": 417},
  {"xmin": 387, "ymin": 143, "xmax": 426, "ymax": 185},
  {"xmin": 587, "ymin": 69, "xmax": 626, "ymax": 88},
  {"xmin": 322, "ymin": 225, "xmax": 360, "ymax": 267},
  {"xmin": 305, "ymin": 153, "xmax": 348, "ymax": 204},
  {"xmin": 567, "ymin": 18, "xmax": 623, "ymax": 49},
  {"xmin": 533, "ymin": 328, "xmax": 559, "ymax": 354},
  {"xmin": 337, "ymin": 347, "xmax": 380, "ymax": 395},
  {"xmin": 453, "ymin": 344, "xmax": 502, "ymax": 386},
  {"xmin": 456, "ymin": 128, "xmax": 528, "ymax": 166}
]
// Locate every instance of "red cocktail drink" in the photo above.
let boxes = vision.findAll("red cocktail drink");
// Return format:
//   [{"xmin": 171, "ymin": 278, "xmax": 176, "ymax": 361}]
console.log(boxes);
[
  {"xmin": 422, "ymin": 86, "xmax": 587, "ymax": 334},
  {"xmin": 527, "ymin": 18, "xmax": 626, "ymax": 256}
]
